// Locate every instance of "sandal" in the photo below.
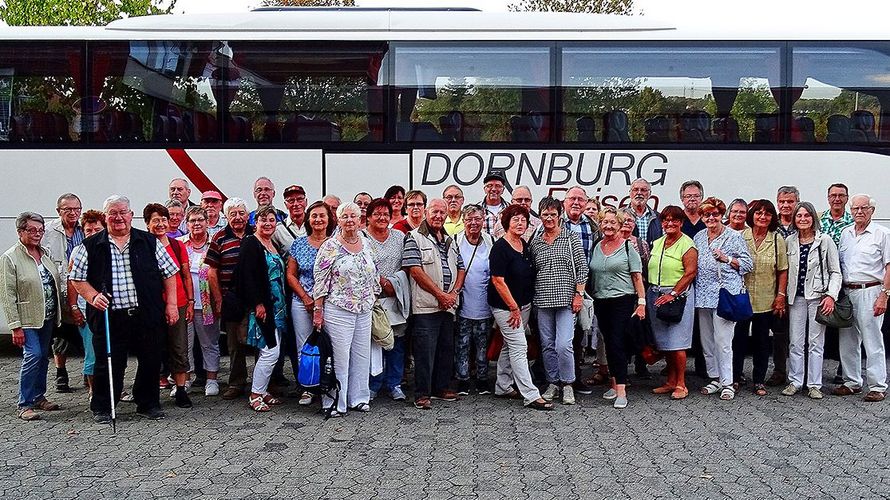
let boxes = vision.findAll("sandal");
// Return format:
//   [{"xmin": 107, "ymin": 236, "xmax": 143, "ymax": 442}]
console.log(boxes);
[
  {"xmin": 652, "ymin": 384, "xmax": 676, "ymax": 395},
  {"xmin": 17, "ymin": 408, "xmax": 40, "ymax": 421},
  {"xmin": 670, "ymin": 387, "xmax": 689, "ymax": 400},
  {"xmin": 262, "ymin": 394, "xmax": 283, "ymax": 406},
  {"xmin": 701, "ymin": 381, "xmax": 722, "ymax": 395},
  {"xmin": 248, "ymin": 395, "xmax": 270, "ymax": 412},
  {"xmin": 526, "ymin": 399, "xmax": 555, "ymax": 411},
  {"xmin": 350, "ymin": 402, "xmax": 371, "ymax": 413},
  {"xmin": 753, "ymin": 384, "xmax": 768, "ymax": 397},
  {"xmin": 33, "ymin": 399, "xmax": 60, "ymax": 411},
  {"xmin": 720, "ymin": 387, "xmax": 736, "ymax": 401}
]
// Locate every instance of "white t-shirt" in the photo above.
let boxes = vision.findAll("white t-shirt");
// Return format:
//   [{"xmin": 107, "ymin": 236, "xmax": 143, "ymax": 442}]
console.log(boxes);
[{"xmin": 458, "ymin": 236, "xmax": 492, "ymax": 320}]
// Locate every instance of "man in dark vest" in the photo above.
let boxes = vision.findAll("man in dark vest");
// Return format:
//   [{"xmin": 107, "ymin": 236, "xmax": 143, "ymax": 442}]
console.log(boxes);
[{"xmin": 70, "ymin": 195, "xmax": 180, "ymax": 423}]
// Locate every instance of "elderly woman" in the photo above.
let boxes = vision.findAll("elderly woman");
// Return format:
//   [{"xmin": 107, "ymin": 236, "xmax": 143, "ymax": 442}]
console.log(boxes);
[
  {"xmin": 164, "ymin": 199, "xmax": 186, "ymax": 238},
  {"xmin": 180, "ymin": 206, "xmax": 221, "ymax": 397},
  {"xmin": 489, "ymin": 204, "xmax": 553, "ymax": 410},
  {"xmin": 620, "ymin": 207, "xmax": 651, "ymax": 266},
  {"xmin": 647, "ymin": 206, "xmax": 698, "ymax": 400},
  {"xmin": 454, "ymin": 204, "xmax": 494, "ymax": 395},
  {"xmin": 237, "ymin": 206, "xmax": 288, "ymax": 412},
  {"xmin": 384, "ymin": 185, "xmax": 406, "ymax": 228},
  {"xmin": 144, "ymin": 203, "xmax": 194, "ymax": 409},
  {"xmin": 725, "ymin": 199, "xmax": 748, "ymax": 231},
  {"xmin": 734, "ymin": 199, "xmax": 788, "ymax": 397},
  {"xmin": 530, "ymin": 197, "xmax": 586, "ymax": 405},
  {"xmin": 694, "ymin": 197, "xmax": 753, "ymax": 401},
  {"xmin": 365, "ymin": 198, "xmax": 409, "ymax": 401},
  {"xmin": 1, "ymin": 213, "xmax": 63, "ymax": 421},
  {"xmin": 589, "ymin": 207, "xmax": 647, "ymax": 409},
  {"xmin": 313, "ymin": 202, "xmax": 381, "ymax": 417},
  {"xmin": 287, "ymin": 200, "xmax": 336, "ymax": 406},
  {"xmin": 66, "ymin": 210, "xmax": 106, "ymax": 399},
  {"xmin": 783, "ymin": 202, "xmax": 841, "ymax": 399}
]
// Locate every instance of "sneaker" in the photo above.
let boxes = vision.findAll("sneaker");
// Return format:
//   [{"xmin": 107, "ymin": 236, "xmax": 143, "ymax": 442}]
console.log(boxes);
[
  {"xmin": 573, "ymin": 380, "xmax": 593, "ymax": 395},
  {"xmin": 170, "ymin": 381, "xmax": 191, "ymax": 398},
  {"xmin": 137, "ymin": 407, "xmax": 166, "ymax": 420},
  {"xmin": 174, "ymin": 388, "xmax": 193, "ymax": 409},
  {"xmin": 476, "ymin": 379, "xmax": 491, "ymax": 395},
  {"xmin": 390, "ymin": 386, "xmax": 407, "ymax": 401},
  {"xmin": 542, "ymin": 384, "xmax": 560, "ymax": 401},
  {"xmin": 613, "ymin": 396, "xmax": 628, "ymax": 409},
  {"xmin": 431, "ymin": 390, "xmax": 459, "ymax": 401},
  {"xmin": 92, "ymin": 412, "xmax": 111, "ymax": 424},
  {"xmin": 807, "ymin": 387, "xmax": 824, "ymax": 400},
  {"xmin": 159, "ymin": 377, "xmax": 170, "ymax": 390},
  {"xmin": 456, "ymin": 380, "xmax": 471, "ymax": 396},
  {"xmin": 119, "ymin": 391, "xmax": 135, "ymax": 402},
  {"xmin": 298, "ymin": 391, "xmax": 314, "ymax": 406},
  {"xmin": 602, "ymin": 388, "xmax": 618, "ymax": 400},
  {"xmin": 562, "ymin": 385, "xmax": 575, "ymax": 405},
  {"xmin": 55, "ymin": 367, "xmax": 71, "ymax": 393},
  {"xmin": 204, "ymin": 379, "xmax": 220, "ymax": 397},
  {"xmin": 781, "ymin": 384, "xmax": 798, "ymax": 396}
]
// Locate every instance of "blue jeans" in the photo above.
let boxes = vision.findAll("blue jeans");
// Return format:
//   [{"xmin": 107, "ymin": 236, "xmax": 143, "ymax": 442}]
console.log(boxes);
[
  {"xmin": 18, "ymin": 320, "xmax": 53, "ymax": 409},
  {"xmin": 455, "ymin": 317, "xmax": 492, "ymax": 381},
  {"xmin": 537, "ymin": 306, "xmax": 576, "ymax": 384},
  {"xmin": 369, "ymin": 333, "xmax": 406, "ymax": 393},
  {"xmin": 79, "ymin": 323, "xmax": 96, "ymax": 376}
]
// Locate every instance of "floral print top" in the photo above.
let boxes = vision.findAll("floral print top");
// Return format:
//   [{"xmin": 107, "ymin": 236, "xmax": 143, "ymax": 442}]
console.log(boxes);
[
  {"xmin": 693, "ymin": 227, "xmax": 753, "ymax": 309},
  {"xmin": 313, "ymin": 236, "xmax": 381, "ymax": 314}
]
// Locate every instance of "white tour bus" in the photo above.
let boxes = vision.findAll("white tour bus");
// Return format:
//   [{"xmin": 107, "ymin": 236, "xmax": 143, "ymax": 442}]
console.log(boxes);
[{"xmin": 0, "ymin": 7, "xmax": 889, "ymax": 331}]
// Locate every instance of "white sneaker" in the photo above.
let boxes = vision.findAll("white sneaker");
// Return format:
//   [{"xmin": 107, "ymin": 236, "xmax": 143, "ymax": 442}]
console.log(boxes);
[
  {"xmin": 205, "ymin": 380, "xmax": 219, "ymax": 397},
  {"xmin": 808, "ymin": 387, "xmax": 824, "ymax": 400},
  {"xmin": 391, "ymin": 386, "xmax": 407, "ymax": 401},
  {"xmin": 298, "ymin": 391, "xmax": 314, "ymax": 406},
  {"xmin": 562, "ymin": 385, "xmax": 575, "ymax": 405},
  {"xmin": 781, "ymin": 384, "xmax": 798, "ymax": 396},
  {"xmin": 542, "ymin": 384, "xmax": 560, "ymax": 401}
]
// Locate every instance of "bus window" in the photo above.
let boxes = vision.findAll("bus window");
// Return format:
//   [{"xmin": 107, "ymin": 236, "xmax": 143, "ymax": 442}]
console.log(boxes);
[
  {"xmin": 227, "ymin": 42, "xmax": 387, "ymax": 143},
  {"xmin": 393, "ymin": 44, "xmax": 552, "ymax": 142},
  {"xmin": 561, "ymin": 44, "xmax": 782, "ymax": 144},
  {"xmin": 90, "ymin": 41, "xmax": 219, "ymax": 144},
  {"xmin": 792, "ymin": 44, "xmax": 890, "ymax": 143},
  {"xmin": 0, "ymin": 43, "xmax": 83, "ymax": 143}
]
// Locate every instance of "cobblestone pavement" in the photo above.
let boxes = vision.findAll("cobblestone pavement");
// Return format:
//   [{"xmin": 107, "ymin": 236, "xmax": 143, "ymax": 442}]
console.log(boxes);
[{"xmin": 1, "ymin": 341, "xmax": 888, "ymax": 500}]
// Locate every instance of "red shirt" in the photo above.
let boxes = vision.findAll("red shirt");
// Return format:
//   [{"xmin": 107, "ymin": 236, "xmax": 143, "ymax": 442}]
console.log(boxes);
[
  {"xmin": 392, "ymin": 219, "xmax": 417, "ymax": 234},
  {"xmin": 164, "ymin": 241, "xmax": 188, "ymax": 308}
]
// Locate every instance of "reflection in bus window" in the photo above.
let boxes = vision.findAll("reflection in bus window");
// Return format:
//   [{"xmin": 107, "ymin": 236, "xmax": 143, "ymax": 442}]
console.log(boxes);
[
  {"xmin": 91, "ymin": 41, "xmax": 218, "ymax": 143},
  {"xmin": 228, "ymin": 42, "xmax": 387, "ymax": 143},
  {"xmin": 792, "ymin": 44, "xmax": 889, "ymax": 143},
  {"xmin": 0, "ymin": 43, "xmax": 83, "ymax": 143},
  {"xmin": 394, "ymin": 45, "xmax": 551, "ymax": 142},
  {"xmin": 561, "ymin": 45, "xmax": 782, "ymax": 143}
]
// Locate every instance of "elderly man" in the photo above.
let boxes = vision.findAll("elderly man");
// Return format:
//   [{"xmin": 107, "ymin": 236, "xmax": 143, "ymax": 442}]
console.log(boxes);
[
  {"xmin": 628, "ymin": 178, "xmax": 662, "ymax": 246},
  {"xmin": 479, "ymin": 172, "xmax": 510, "ymax": 236},
  {"xmin": 201, "ymin": 190, "xmax": 227, "ymax": 238},
  {"xmin": 43, "ymin": 193, "xmax": 85, "ymax": 393},
  {"xmin": 492, "ymin": 185, "xmax": 540, "ymax": 241},
  {"xmin": 206, "ymin": 197, "xmax": 254, "ymax": 400},
  {"xmin": 562, "ymin": 186, "xmax": 598, "ymax": 261},
  {"xmin": 776, "ymin": 186, "xmax": 799, "ymax": 238},
  {"xmin": 168, "ymin": 178, "xmax": 194, "ymax": 207},
  {"xmin": 834, "ymin": 194, "xmax": 890, "ymax": 402},
  {"xmin": 403, "ymin": 198, "xmax": 466, "ymax": 409},
  {"xmin": 70, "ymin": 195, "xmax": 180, "ymax": 423},
  {"xmin": 272, "ymin": 184, "xmax": 307, "ymax": 251},
  {"xmin": 443, "ymin": 185, "xmax": 465, "ymax": 236},
  {"xmin": 680, "ymin": 180, "xmax": 706, "ymax": 238},
  {"xmin": 821, "ymin": 183, "xmax": 854, "ymax": 246},
  {"xmin": 248, "ymin": 177, "xmax": 287, "ymax": 227}
]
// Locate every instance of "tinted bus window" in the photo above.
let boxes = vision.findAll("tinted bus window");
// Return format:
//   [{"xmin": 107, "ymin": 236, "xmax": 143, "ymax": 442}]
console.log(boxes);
[
  {"xmin": 792, "ymin": 44, "xmax": 889, "ymax": 143},
  {"xmin": 227, "ymin": 42, "xmax": 387, "ymax": 143},
  {"xmin": 0, "ymin": 43, "xmax": 83, "ymax": 143},
  {"xmin": 561, "ymin": 45, "xmax": 782, "ymax": 144},
  {"xmin": 90, "ymin": 41, "xmax": 219, "ymax": 143},
  {"xmin": 394, "ymin": 44, "xmax": 552, "ymax": 142}
]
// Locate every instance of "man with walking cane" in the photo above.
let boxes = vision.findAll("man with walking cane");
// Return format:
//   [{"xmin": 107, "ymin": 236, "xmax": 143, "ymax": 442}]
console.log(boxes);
[{"xmin": 70, "ymin": 195, "xmax": 180, "ymax": 424}]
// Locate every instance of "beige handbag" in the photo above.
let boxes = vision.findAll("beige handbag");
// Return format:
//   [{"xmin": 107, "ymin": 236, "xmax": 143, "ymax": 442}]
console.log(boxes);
[{"xmin": 371, "ymin": 301, "xmax": 394, "ymax": 350}]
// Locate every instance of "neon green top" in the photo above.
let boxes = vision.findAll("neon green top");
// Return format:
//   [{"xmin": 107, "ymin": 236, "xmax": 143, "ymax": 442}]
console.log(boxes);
[{"xmin": 648, "ymin": 234, "xmax": 696, "ymax": 287}]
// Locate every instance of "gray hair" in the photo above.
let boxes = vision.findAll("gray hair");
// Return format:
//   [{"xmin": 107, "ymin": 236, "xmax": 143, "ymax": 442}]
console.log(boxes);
[
  {"xmin": 565, "ymin": 186, "xmax": 589, "ymax": 200},
  {"xmin": 679, "ymin": 180, "xmax": 703, "ymax": 196},
  {"xmin": 851, "ymin": 193, "xmax": 877, "ymax": 209},
  {"xmin": 16, "ymin": 212, "xmax": 44, "ymax": 231},
  {"xmin": 56, "ymin": 193, "xmax": 81, "ymax": 208},
  {"xmin": 777, "ymin": 186, "xmax": 800, "ymax": 200},
  {"xmin": 513, "ymin": 185, "xmax": 532, "ymax": 197},
  {"xmin": 185, "ymin": 206, "xmax": 208, "ymax": 222},
  {"xmin": 223, "ymin": 197, "xmax": 247, "ymax": 215},
  {"xmin": 791, "ymin": 202, "xmax": 821, "ymax": 232},
  {"xmin": 103, "ymin": 195, "xmax": 130, "ymax": 213},
  {"xmin": 461, "ymin": 204, "xmax": 484, "ymax": 218},
  {"xmin": 253, "ymin": 176, "xmax": 274, "ymax": 189},
  {"xmin": 336, "ymin": 202, "xmax": 360, "ymax": 219},
  {"xmin": 164, "ymin": 199, "xmax": 183, "ymax": 210},
  {"xmin": 324, "ymin": 194, "xmax": 342, "ymax": 205},
  {"xmin": 725, "ymin": 198, "xmax": 747, "ymax": 220},
  {"xmin": 630, "ymin": 178, "xmax": 652, "ymax": 189},
  {"xmin": 442, "ymin": 184, "xmax": 463, "ymax": 196}
]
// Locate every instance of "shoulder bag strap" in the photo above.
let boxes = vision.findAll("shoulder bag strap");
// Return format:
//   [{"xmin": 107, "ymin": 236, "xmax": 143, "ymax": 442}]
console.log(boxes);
[{"xmin": 818, "ymin": 243, "xmax": 826, "ymax": 291}]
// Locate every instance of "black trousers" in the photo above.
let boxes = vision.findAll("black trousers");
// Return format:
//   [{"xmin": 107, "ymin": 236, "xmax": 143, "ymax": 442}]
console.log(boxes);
[
  {"xmin": 732, "ymin": 312, "xmax": 773, "ymax": 385},
  {"xmin": 594, "ymin": 294, "xmax": 636, "ymax": 385},
  {"xmin": 90, "ymin": 309, "xmax": 162, "ymax": 414}
]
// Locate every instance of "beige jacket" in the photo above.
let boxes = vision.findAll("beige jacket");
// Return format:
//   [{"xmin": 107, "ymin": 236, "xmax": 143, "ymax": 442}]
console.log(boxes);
[
  {"xmin": 1, "ymin": 241, "xmax": 62, "ymax": 330},
  {"xmin": 408, "ymin": 225, "xmax": 461, "ymax": 316}
]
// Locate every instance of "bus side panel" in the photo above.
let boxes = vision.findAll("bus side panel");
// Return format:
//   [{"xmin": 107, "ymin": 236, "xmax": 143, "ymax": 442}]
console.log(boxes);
[{"xmin": 324, "ymin": 153, "xmax": 411, "ymax": 205}]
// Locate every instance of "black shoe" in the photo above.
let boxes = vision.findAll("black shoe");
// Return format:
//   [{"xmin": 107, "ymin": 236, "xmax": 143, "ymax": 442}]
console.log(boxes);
[
  {"xmin": 174, "ymin": 388, "xmax": 193, "ymax": 409},
  {"xmin": 476, "ymin": 379, "xmax": 491, "ymax": 395},
  {"xmin": 456, "ymin": 380, "xmax": 471, "ymax": 396},
  {"xmin": 56, "ymin": 367, "xmax": 72, "ymax": 393},
  {"xmin": 93, "ymin": 412, "xmax": 112, "ymax": 424},
  {"xmin": 573, "ymin": 380, "xmax": 594, "ymax": 395},
  {"xmin": 137, "ymin": 407, "xmax": 166, "ymax": 420},
  {"xmin": 192, "ymin": 377, "xmax": 206, "ymax": 388},
  {"xmin": 832, "ymin": 375, "xmax": 845, "ymax": 385}
]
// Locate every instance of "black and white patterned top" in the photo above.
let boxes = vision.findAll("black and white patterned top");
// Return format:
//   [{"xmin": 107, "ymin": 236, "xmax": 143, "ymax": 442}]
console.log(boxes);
[
  {"xmin": 796, "ymin": 242, "xmax": 811, "ymax": 298},
  {"xmin": 529, "ymin": 228, "xmax": 587, "ymax": 308}
]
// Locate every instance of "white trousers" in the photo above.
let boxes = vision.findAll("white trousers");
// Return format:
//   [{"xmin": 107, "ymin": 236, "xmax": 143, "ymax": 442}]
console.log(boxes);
[
  {"xmin": 190, "ymin": 310, "xmax": 221, "ymax": 373},
  {"xmin": 251, "ymin": 330, "xmax": 281, "ymax": 395},
  {"xmin": 840, "ymin": 287, "xmax": 888, "ymax": 392},
  {"xmin": 322, "ymin": 303, "xmax": 372, "ymax": 414},
  {"xmin": 698, "ymin": 308, "xmax": 735, "ymax": 387},
  {"xmin": 492, "ymin": 305, "xmax": 541, "ymax": 404},
  {"xmin": 787, "ymin": 298, "xmax": 826, "ymax": 389},
  {"xmin": 290, "ymin": 300, "xmax": 314, "ymax": 365}
]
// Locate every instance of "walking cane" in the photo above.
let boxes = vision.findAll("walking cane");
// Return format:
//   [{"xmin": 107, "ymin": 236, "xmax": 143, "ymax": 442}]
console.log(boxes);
[{"xmin": 103, "ymin": 307, "xmax": 116, "ymax": 433}]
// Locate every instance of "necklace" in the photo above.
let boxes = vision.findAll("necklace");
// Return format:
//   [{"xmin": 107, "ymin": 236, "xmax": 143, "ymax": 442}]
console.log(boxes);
[{"xmin": 343, "ymin": 235, "xmax": 360, "ymax": 244}]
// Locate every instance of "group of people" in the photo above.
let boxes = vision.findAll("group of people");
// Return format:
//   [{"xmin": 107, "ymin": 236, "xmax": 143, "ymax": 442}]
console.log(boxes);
[{"xmin": 2, "ymin": 173, "xmax": 887, "ymax": 422}]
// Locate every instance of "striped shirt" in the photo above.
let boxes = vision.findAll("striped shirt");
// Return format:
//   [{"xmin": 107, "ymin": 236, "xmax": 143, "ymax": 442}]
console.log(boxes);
[
  {"xmin": 402, "ymin": 230, "xmax": 465, "ymax": 291},
  {"xmin": 205, "ymin": 225, "xmax": 252, "ymax": 292},
  {"xmin": 563, "ymin": 214, "xmax": 598, "ymax": 262}
]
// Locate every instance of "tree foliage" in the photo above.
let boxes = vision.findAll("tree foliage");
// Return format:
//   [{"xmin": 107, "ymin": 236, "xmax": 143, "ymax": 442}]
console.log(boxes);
[
  {"xmin": 261, "ymin": 0, "xmax": 355, "ymax": 6},
  {"xmin": 509, "ymin": 0, "xmax": 633, "ymax": 15},
  {"xmin": 0, "ymin": 0, "xmax": 176, "ymax": 26}
]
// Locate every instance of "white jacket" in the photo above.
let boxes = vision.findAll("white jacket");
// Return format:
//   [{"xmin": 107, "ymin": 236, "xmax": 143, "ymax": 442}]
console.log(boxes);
[{"xmin": 785, "ymin": 232, "xmax": 842, "ymax": 304}]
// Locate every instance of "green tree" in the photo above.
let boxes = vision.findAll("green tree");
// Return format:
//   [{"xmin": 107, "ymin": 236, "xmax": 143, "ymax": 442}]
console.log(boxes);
[
  {"xmin": 509, "ymin": 0, "xmax": 633, "ymax": 15},
  {"xmin": 0, "ymin": 0, "xmax": 175, "ymax": 26},
  {"xmin": 261, "ymin": 0, "xmax": 355, "ymax": 6}
]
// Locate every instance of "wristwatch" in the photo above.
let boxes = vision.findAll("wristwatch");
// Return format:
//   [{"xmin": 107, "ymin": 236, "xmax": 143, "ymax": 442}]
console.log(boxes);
[
  {"xmin": 881, "ymin": 287, "xmax": 890, "ymax": 298},
  {"xmin": 669, "ymin": 290, "xmax": 678, "ymax": 297}
]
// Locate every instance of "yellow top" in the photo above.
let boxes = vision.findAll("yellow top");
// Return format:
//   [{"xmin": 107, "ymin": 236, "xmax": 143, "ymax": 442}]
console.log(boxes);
[
  {"xmin": 743, "ymin": 228, "xmax": 789, "ymax": 313},
  {"xmin": 648, "ymin": 234, "xmax": 696, "ymax": 287}
]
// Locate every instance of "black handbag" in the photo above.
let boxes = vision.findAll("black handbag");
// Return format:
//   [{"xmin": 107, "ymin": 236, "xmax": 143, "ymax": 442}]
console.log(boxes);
[
  {"xmin": 813, "ymin": 244, "xmax": 854, "ymax": 328},
  {"xmin": 221, "ymin": 289, "xmax": 246, "ymax": 323},
  {"xmin": 653, "ymin": 241, "xmax": 686, "ymax": 324}
]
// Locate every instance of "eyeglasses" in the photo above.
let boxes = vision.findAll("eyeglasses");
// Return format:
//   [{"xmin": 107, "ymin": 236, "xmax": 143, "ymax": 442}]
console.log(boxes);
[
  {"xmin": 254, "ymin": 187, "xmax": 273, "ymax": 193},
  {"xmin": 188, "ymin": 217, "xmax": 206, "ymax": 224},
  {"xmin": 284, "ymin": 197, "xmax": 306, "ymax": 204},
  {"xmin": 406, "ymin": 202, "xmax": 425, "ymax": 208},
  {"xmin": 540, "ymin": 213, "xmax": 560, "ymax": 220},
  {"xmin": 683, "ymin": 194, "xmax": 703, "ymax": 200},
  {"xmin": 828, "ymin": 194, "xmax": 848, "ymax": 199},
  {"xmin": 107, "ymin": 210, "xmax": 131, "ymax": 219},
  {"xmin": 444, "ymin": 195, "xmax": 464, "ymax": 201},
  {"xmin": 371, "ymin": 212, "xmax": 390, "ymax": 218},
  {"xmin": 58, "ymin": 207, "xmax": 82, "ymax": 213},
  {"xmin": 850, "ymin": 206, "xmax": 873, "ymax": 213},
  {"xmin": 702, "ymin": 212, "xmax": 721, "ymax": 219},
  {"xmin": 512, "ymin": 197, "xmax": 532, "ymax": 204},
  {"xmin": 22, "ymin": 227, "xmax": 45, "ymax": 235}
]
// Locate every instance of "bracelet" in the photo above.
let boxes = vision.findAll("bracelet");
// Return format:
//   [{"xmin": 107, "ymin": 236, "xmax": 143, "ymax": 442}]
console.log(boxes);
[
  {"xmin": 187, "ymin": 298, "xmax": 195, "ymax": 303},
  {"xmin": 777, "ymin": 292, "xmax": 787, "ymax": 297},
  {"xmin": 637, "ymin": 298, "xmax": 646, "ymax": 305},
  {"xmin": 91, "ymin": 292, "xmax": 101, "ymax": 304}
]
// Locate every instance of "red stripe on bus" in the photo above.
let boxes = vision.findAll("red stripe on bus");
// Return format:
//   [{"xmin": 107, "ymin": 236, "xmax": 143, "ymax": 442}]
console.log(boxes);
[{"xmin": 166, "ymin": 149, "xmax": 226, "ymax": 200}]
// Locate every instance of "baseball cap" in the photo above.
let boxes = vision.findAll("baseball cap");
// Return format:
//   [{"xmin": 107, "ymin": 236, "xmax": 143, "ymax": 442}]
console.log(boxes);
[
  {"xmin": 201, "ymin": 190, "xmax": 223, "ymax": 201},
  {"xmin": 283, "ymin": 185, "xmax": 306, "ymax": 197},
  {"xmin": 483, "ymin": 172, "xmax": 507, "ymax": 184}
]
